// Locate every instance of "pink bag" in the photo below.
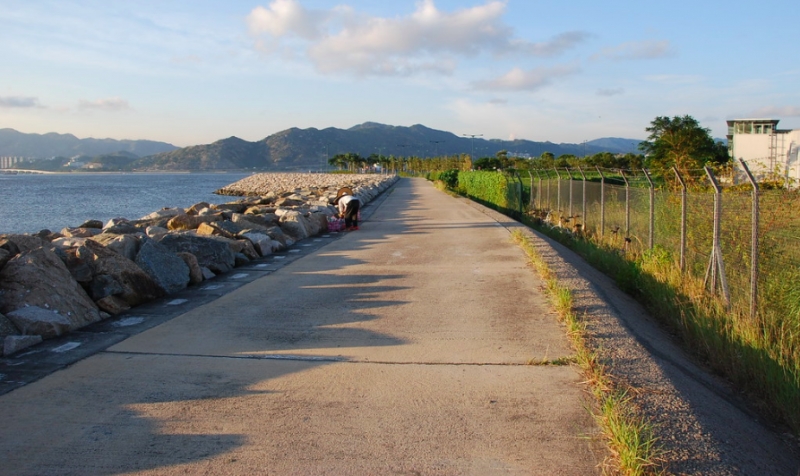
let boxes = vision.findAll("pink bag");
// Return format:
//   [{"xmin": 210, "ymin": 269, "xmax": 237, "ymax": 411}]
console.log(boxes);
[{"xmin": 327, "ymin": 216, "xmax": 345, "ymax": 232}]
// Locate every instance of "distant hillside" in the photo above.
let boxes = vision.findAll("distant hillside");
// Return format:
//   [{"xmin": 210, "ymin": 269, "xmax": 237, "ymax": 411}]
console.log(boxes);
[
  {"xmin": 0, "ymin": 128, "xmax": 178, "ymax": 158},
  {"xmin": 131, "ymin": 122, "xmax": 644, "ymax": 171}
]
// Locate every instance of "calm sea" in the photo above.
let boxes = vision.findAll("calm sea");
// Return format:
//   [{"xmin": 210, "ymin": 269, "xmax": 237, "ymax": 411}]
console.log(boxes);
[{"xmin": 0, "ymin": 172, "xmax": 252, "ymax": 234}]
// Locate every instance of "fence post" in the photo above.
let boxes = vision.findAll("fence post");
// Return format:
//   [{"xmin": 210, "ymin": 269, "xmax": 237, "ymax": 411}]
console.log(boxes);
[
  {"xmin": 643, "ymin": 168, "xmax": 655, "ymax": 249},
  {"xmin": 566, "ymin": 167, "xmax": 574, "ymax": 222},
  {"xmin": 673, "ymin": 167, "xmax": 687, "ymax": 272},
  {"xmin": 527, "ymin": 170, "xmax": 535, "ymax": 210},
  {"xmin": 596, "ymin": 166, "xmax": 605, "ymax": 238},
  {"xmin": 578, "ymin": 166, "xmax": 587, "ymax": 233},
  {"xmin": 535, "ymin": 169, "xmax": 543, "ymax": 210},
  {"xmin": 739, "ymin": 159, "xmax": 759, "ymax": 321},
  {"xmin": 703, "ymin": 166, "xmax": 731, "ymax": 307},
  {"xmin": 620, "ymin": 169, "xmax": 630, "ymax": 239},
  {"xmin": 554, "ymin": 167, "xmax": 562, "ymax": 221},
  {"xmin": 512, "ymin": 170, "xmax": 523, "ymax": 216},
  {"xmin": 545, "ymin": 169, "xmax": 551, "ymax": 210}
]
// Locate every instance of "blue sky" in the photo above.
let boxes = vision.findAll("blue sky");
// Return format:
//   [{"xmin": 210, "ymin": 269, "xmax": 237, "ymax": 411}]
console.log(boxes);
[{"xmin": 1, "ymin": 0, "xmax": 798, "ymax": 147}]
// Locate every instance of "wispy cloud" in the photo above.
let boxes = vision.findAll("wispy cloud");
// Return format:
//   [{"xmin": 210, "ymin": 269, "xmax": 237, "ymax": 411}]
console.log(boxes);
[
  {"xmin": 597, "ymin": 88, "xmax": 624, "ymax": 97},
  {"xmin": 247, "ymin": 0, "xmax": 589, "ymax": 77},
  {"xmin": 591, "ymin": 40, "xmax": 673, "ymax": 61},
  {"xmin": 0, "ymin": 96, "xmax": 41, "ymax": 108},
  {"xmin": 78, "ymin": 97, "xmax": 131, "ymax": 112},
  {"xmin": 751, "ymin": 106, "xmax": 800, "ymax": 117},
  {"xmin": 472, "ymin": 65, "xmax": 579, "ymax": 92}
]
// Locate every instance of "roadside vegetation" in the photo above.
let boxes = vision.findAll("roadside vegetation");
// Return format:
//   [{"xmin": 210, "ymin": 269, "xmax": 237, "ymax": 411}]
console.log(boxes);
[{"xmin": 419, "ymin": 115, "xmax": 800, "ymax": 472}]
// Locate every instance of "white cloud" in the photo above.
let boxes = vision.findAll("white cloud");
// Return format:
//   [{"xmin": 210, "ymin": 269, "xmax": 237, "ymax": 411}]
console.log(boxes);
[
  {"xmin": 247, "ymin": 0, "xmax": 589, "ymax": 76},
  {"xmin": 78, "ymin": 97, "xmax": 131, "ymax": 112},
  {"xmin": 0, "ymin": 96, "xmax": 41, "ymax": 108},
  {"xmin": 750, "ymin": 106, "xmax": 800, "ymax": 118},
  {"xmin": 472, "ymin": 65, "xmax": 579, "ymax": 92},
  {"xmin": 247, "ymin": 0, "xmax": 327, "ymax": 40},
  {"xmin": 591, "ymin": 40, "xmax": 673, "ymax": 61}
]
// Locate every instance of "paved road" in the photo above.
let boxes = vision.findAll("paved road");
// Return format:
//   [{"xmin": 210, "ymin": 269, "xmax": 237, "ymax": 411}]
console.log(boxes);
[{"xmin": 0, "ymin": 178, "xmax": 603, "ymax": 475}]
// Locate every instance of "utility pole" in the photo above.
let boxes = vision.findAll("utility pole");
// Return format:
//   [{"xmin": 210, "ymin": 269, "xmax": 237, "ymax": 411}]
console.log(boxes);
[
  {"xmin": 463, "ymin": 134, "xmax": 483, "ymax": 160},
  {"xmin": 430, "ymin": 140, "xmax": 444, "ymax": 157}
]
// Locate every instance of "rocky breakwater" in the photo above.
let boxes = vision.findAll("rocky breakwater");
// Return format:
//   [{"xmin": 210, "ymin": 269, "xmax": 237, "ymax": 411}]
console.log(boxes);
[{"xmin": 0, "ymin": 173, "xmax": 398, "ymax": 357}]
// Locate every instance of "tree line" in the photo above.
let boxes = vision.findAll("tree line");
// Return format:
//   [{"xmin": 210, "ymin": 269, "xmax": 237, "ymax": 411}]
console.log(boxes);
[{"xmin": 328, "ymin": 115, "xmax": 730, "ymax": 180}]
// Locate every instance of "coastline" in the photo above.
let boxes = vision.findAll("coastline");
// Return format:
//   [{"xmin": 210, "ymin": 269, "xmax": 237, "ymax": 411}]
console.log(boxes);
[{"xmin": 0, "ymin": 172, "xmax": 399, "ymax": 358}]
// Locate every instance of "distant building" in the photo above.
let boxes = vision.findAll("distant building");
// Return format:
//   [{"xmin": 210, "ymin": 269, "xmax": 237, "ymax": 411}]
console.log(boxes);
[
  {"xmin": 727, "ymin": 118, "xmax": 800, "ymax": 186},
  {"xmin": 0, "ymin": 156, "xmax": 25, "ymax": 168}
]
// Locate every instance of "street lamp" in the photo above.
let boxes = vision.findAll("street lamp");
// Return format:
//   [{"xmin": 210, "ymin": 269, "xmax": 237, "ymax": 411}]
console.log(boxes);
[
  {"xmin": 430, "ymin": 140, "xmax": 445, "ymax": 157},
  {"xmin": 463, "ymin": 134, "xmax": 482, "ymax": 160}
]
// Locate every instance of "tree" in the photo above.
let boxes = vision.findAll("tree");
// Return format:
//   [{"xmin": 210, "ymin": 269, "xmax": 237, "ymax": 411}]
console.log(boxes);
[{"xmin": 640, "ymin": 115, "xmax": 727, "ymax": 178}]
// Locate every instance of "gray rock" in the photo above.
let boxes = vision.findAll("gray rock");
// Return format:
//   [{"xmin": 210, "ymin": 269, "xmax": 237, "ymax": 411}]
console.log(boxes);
[
  {"xmin": 103, "ymin": 222, "xmax": 143, "ymax": 235},
  {"xmin": 0, "ymin": 248, "xmax": 10, "ymax": 270},
  {"xmin": 145, "ymin": 226, "xmax": 169, "ymax": 237},
  {"xmin": 79, "ymin": 219, "xmax": 104, "ymax": 229},
  {"xmin": 278, "ymin": 210, "xmax": 311, "ymax": 241},
  {"xmin": 90, "ymin": 233, "xmax": 142, "ymax": 261},
  {"xmin": 0, "ymin": 312, "xmax": 20, "ymax": 337},
  {"xmin": 78, "ymin": 239, "xmax": 164, "ymax": 307},
  {"xmin": 231, "ymin": 213, "xmax": 270, "ymax": 231},
  {"xmin": 240, "ymin": 231, "xmax": 272, "ymax": 256},
  {"xmin": 95, "ymin": 295, "xmax": 131, "ymax": 315},
  {"xmin": 135, "ymin": 240, "xmax": 190, "ymax": 295},
  {"xmin": 62, "ymin": 247, "xmax": 94, "ymax": 284},
  {"xmin": 167, "ymin": 213, "xmax": 223, "ymax": 231},
  {"xmin": 6, "ymin": 306, "xmax": 74, "ymax": 339},
  {"xmin": 234, "ymin": 253, "xmax": 250, "ymax": 267},
  {"xmin": 60, "ymin": 227, "xmax": 102, "ymax": 238},
  {"xmin": 0, "ymin": 248, "xmax": 102, "ymax": 332},
  {"xmin": 155, "ymin": 233, "xmax": 236, "ymax": 275},
  {"xmin": 3, "ymin": 335, "xmax": 43, "ymax": 356},
  {"xmin": 201, "ymin": 267, "xmax": 216, "ymax": 280},
  {"xmin": 2, "ymin": 234, "xmax": 47, "ymax": 254},
  {"xmin": 211, "ymin": 202, "xmax": 248, "ymax": 214},
  {"xmin": 88, "ymin": 274, "xmax": 125, "ymax": 300}
]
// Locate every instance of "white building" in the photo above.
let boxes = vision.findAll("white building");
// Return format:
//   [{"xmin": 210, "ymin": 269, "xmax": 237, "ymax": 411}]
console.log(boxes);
[{"xmin": 727, "ymin": 118, "xmax": 800, "ymax": 186}]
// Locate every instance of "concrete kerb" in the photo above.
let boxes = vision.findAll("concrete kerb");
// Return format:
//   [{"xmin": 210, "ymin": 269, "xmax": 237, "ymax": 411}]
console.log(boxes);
[{"xmin": 0, "ymin": 178, "xmax": 400, "ymax": 397}]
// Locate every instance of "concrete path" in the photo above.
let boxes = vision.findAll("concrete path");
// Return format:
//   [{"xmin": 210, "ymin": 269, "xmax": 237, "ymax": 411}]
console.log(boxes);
[{"xmin": 0, "ymin": 178, "xmax": 603, "ymax": 475}]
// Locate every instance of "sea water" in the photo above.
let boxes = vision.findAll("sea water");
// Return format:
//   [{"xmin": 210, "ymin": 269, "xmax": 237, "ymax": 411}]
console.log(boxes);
[{"xmin": 0, "ymin": 172, "xmax": 252, "ymax": 234}]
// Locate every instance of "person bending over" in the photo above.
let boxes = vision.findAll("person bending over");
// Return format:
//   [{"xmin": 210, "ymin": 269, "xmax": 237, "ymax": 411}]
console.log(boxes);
[{"xmin": 337, "ymin": 192, "xmax": 360, "ymax": 231}]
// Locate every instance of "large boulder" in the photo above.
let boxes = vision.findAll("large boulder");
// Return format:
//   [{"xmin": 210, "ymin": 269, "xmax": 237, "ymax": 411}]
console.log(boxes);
[
  {"xmin": 0, "ymin": 248, "xmax": 102, "ymax": 332},
  {"xmin": 231, "ymin": 213, "xmax": 271, "ymax": 231},
  {"xmin": 6, "ymin": 306, "xmax": 74, "ymax": 339},
  {"xmin": 240, "ymin": 232, "xmax": 273, "ymax": 257},
  {"xmin": 278, "ymin": 211, "xmax": 311, "ymax": 241},
  {"xmin": 0, "ymin": 248, "xmax": 10, "ymax": 270},
  {"xmin": 211, "ymin": 202, "xmax": 248, "ymax": 214},
  {"xmin": 60, "ymin": 227, "xmax": 102, "ymax": 238},
  {"xmin": 167, "ymin": 213, "xmax": 223, "ymax": 231},
  {"xmin": 196, "ymin": 221, "xmax": 241, "ymax": 240},
  {"xmin": 155, "ymin": 233, "xmax": 236, "ymax": 274},
  {"xmin": 78, "ymin": 239, "xmax": 164, "ymax": 307},
  {"xmin": 90, "ymin": 233, "xmax": 142, "ymax": 261},
  {"xmin": 134, "ymin": 240, "xmax": 190, "ymax": 295},
  {"xmin": 0, "ymin": 312, "xmax": 20, "ymax": 337},
  {"xmin": 3, "ymin": 335, "xmax": 43, "ymax": 356},
  {"xmin": 1, "ymin": 234, "xmax": 48, "ymax": 254}
]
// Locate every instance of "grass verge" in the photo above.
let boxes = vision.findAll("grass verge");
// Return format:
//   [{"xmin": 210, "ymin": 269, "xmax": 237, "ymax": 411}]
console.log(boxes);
[{"xmin": 511, "ymin": 229, "xmax": 664, "ymax": 475}]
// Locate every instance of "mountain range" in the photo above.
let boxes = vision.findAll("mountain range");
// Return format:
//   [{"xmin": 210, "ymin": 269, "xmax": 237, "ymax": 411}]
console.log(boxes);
[{"xmin": 1, "ymin": 123, "xmax": 644, "ymax": 171}]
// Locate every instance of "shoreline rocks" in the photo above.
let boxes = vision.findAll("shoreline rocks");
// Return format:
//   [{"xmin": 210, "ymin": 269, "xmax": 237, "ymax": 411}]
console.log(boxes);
[{"xmin": 0, "ymin": 173, "xmax": 398, "ymax": 356}]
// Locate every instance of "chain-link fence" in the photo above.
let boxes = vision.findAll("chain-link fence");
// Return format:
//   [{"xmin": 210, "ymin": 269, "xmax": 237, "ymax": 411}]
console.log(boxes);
[{"xmin": 524, "ymin": 164, "xmax": 800, "ymax": 325}]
